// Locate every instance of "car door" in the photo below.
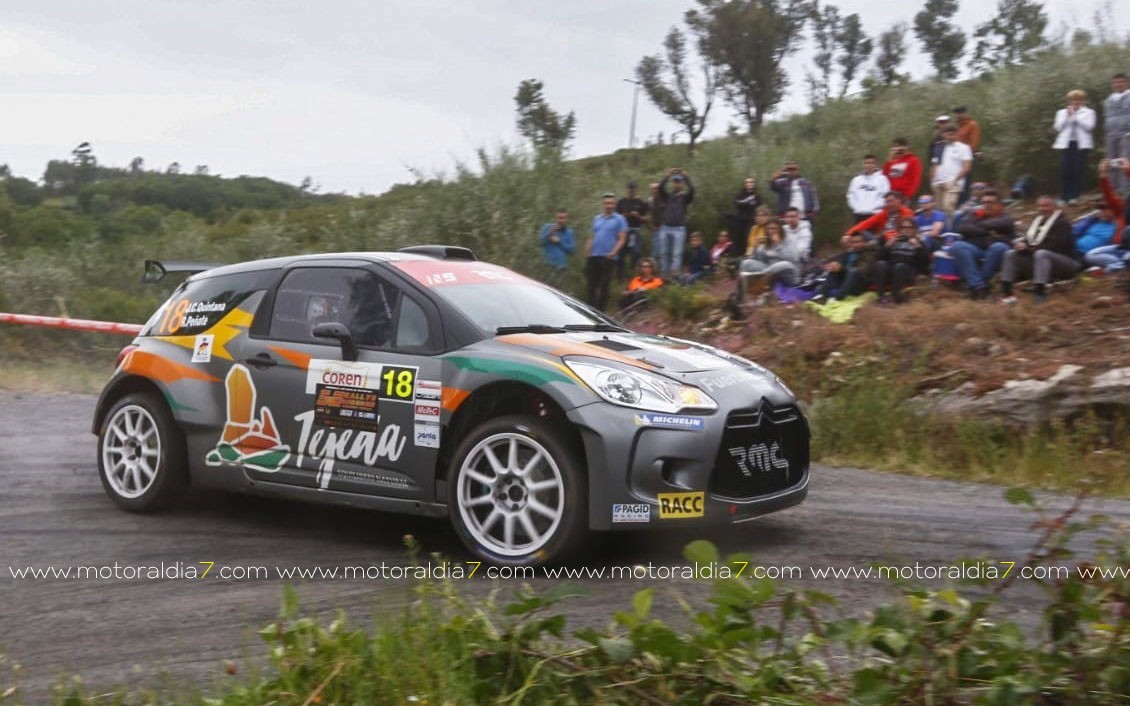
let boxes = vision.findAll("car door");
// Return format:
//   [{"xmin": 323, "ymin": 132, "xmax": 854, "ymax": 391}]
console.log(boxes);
[{"xmin": 233, "ymin": 263, "xmax": 443, "ymax": 500}]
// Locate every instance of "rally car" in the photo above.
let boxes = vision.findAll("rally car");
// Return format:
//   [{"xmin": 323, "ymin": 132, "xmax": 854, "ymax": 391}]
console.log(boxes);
[{"xmin": 92, "ymin": 247, "xmax": 809, "ymax": 565}]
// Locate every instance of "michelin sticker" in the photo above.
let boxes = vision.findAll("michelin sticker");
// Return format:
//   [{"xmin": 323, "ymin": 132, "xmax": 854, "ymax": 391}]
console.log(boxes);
[
  {"xmin": 191, "ymin": 334, "xmax": 214, "ymax": 363},
  {"xmin": 633, "ymin": 413, "xmax": 705, "ymax": 431},
  {"xmin": 612, "ymin": 503, "xmax": 650, "ymax": 523}
]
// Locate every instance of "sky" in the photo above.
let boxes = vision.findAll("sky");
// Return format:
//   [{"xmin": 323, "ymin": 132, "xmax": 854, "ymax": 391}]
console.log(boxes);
[{"xmin": 0, "ymin": 0, "xmax": 1123, "ymax": 195}]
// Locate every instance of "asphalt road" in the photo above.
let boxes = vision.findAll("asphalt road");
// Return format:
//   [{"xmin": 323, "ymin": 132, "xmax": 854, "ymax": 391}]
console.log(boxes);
[{"xmin": 2, "ymin": 391, "xmax": 1127, "ymax": 700}]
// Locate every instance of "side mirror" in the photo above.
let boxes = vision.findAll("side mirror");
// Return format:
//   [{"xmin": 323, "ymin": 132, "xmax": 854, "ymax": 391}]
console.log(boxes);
[{"xmin": 312, "ymin": 322, "xmax": 358, "ymax": 362}]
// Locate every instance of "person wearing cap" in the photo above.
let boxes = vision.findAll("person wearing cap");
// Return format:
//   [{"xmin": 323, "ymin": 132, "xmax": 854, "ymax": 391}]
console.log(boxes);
[
  {"xmin": 769, "ymin": 161, "xmax": 819, "ymax": 221},
  {"xmin": 914, "ymin": 194, "xmax": 948, "ymax": 251},
  {"xmin": 846, "ymin": 154, "xmax": 890, "ymax": 223},
  {"xmin": 953, "ymin": 106, "xmax": 981, "ymax": 206},
  {"xmin": 928, "ymin": 115, "xmax": 951, "ymax": 165},
  {"xmin": 1053, "ymin": 89, "xmax": 1097, "ymax": 205},
  {"xmin": 655, "ymin": 168, "xmax": 695, "ymax": 277},
  {"xmin": 930, "ymin": 125, "xmax": 972, "ymax": 215},
  {"xmin": 585, "ymin": 192, "xmax": 628, "ymax": 310},
  {"xmin": 615, "ymin": 181, "xmax": 649, "ymax": 279},
  {"xmin": 882, "ymin": 137, "xmax": 923, "ymax": 202}
]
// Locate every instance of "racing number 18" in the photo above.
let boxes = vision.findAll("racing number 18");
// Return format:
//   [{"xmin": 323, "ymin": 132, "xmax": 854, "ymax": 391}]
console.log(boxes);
[
  {"xmin": 156, "ymin": 298, "xmax": 189, "ymax": 336},
  {"xmin": 381, "ymin": 367, "xmax": 415, "ymax": 400}
]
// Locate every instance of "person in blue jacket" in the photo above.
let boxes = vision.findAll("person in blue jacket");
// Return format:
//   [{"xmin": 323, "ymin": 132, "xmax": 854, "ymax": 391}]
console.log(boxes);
[{"xmin": 539, "ymin": 209, "xmax": 576, "ymax": 276}]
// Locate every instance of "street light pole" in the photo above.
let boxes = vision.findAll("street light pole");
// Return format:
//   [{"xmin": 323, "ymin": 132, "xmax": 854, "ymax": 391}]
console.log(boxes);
[{"xmin": 623, "ymin": 78, "xmax": 640, "ymax": 149}]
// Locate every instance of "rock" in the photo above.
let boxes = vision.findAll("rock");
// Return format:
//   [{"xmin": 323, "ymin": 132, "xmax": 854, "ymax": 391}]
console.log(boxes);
[
  {"xmin": 989, "ymin": 343, "xmax": 1006, "ymax": 357},
  {"xmin": 1091, "ymin": 296, "xmax": 1115, "ymax": 309},
  {"xmin": 961, "ymin": 337, "xmax": 991, "ymax": 355},
  {"xmin": 913, "ymin": 365, "xmax": 1130, "ymax": 426},
  {"xmin": 955, "ymin": 323, "xmax": 971, "ymax": 333}
]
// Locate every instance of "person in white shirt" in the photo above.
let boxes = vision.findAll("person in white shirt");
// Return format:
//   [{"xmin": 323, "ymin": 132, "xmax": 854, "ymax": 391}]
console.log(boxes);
[
  {"xmin": 781, "ymin": 207, "xmax": 813, "ymax": 260},
  {"xmin": 930, "ymin": 126, "xmax": 973, "ymax": 215},
  {"xmin": 1053, "ymin": 89, "xmax": 1097, "ymax": 204},
  {"xmin": 1104, "ymin": 73, "xmax": 1130, "ymax": 194},
  {"xmin": 846, "ymin": 154, "xmax": 891, "ymax": 223}
]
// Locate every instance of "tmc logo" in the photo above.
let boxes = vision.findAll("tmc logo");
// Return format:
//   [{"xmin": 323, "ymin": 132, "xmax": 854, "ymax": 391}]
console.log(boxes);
[{"xmin": 728, "ymin": 442, "xmax": 788, "ymax": 478}]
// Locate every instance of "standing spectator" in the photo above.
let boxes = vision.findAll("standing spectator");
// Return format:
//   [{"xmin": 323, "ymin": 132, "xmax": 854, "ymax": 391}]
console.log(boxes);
[
  {"xmin": 1104, "ymin": 73, "xmax": 1130, "ymax": 194},
  {"xmin": 769, "ymin": 160, "xmax": 819, "ymax": 221},
  {"xmin": 709, "ymin": 229, "xmax": 734, "ymax": 268},
  {"xmin": 999, "ymin": 196, "xmax": 1078, "ymax": 304},
  {"xmin": 678, "ymin": 232, "xmax": 711, "ymax": 284},
  {"xmin": 732, "ymin": 176, "xmax": 762, "ymax": 256},
  {"xmin": 815, "ymin": 232, "xmax": 877, "ymax": 302},
  {"xmin": 845, "ymin": 191, "xmax": 914, "ymax": 244},
  {"xmin": 655, "ymin": 168, "xmax": 695, "ymax": 277},
  {"xmin": 584, "ymin": 193, "xmax": 627, "ymax": 310},
  {"xmin": 1084, "ymin": 159, "xmax": 1130, "ymax": 273},
  {"xmin": 953, "ymin": 106, "xmax": 982, "ymax": 207},
  {"xmin": 882, "ymin": 137, "xmax": 923, "ymax": 202},
  {"xmin": 1053, "ymin": 89, "xmax": 1097, "ymax": 205},
  {"xmin": 873, "ymin": 218, "xmax": 929, "ymax": 304},
  {"xmin": 846, "ymin": 155, "xmax": 891, "ymax": 223},
  {"xmin": 615, "ymin": 181, "xmax": 649, "ymax": 279},
  {"xmin": 538, "ymin": 209, "xmax": 576, "ymax": 277},
  {"xmin": 781, "ymin": 207, "xmax": 813, "ymax": 259},
  {"xmin": 647, "ymin": 181, "xmax": 665, "ymax": 258},
  {"xmin": 930, "ymin": 125, "xmax": 973, "ymax": 215},
  {"xmin": 928, "ymin": 115, "xmax": 951, "ymax": 166},
  {"xmin": 914, "ymin": 194, "xmax": 948, "ymax": 251},
  {"xmin": 951, "ymin": 189, "xmax": 1014, "ymax": 299}
]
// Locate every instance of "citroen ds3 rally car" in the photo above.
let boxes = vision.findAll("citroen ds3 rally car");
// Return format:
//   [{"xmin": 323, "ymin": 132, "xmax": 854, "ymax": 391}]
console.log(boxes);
[{"xmin": 93, "ymin": 248, "xmax": 809, "ymax": 565}]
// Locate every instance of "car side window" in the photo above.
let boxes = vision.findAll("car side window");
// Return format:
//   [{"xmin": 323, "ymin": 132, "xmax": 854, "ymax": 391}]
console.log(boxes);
[{"xmin": 269, "ymin": 267, "xmax": 431, "ymax": 352}]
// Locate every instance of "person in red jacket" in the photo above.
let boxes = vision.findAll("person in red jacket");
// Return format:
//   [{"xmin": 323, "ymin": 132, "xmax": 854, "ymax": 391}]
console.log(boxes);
[
  {"xmin": 843, "ymin": 191, "xmax": 916, "ymax": 245},
  {"xmin": 883, "ymin": 137, "xmax": 923, "ymax": 202}
]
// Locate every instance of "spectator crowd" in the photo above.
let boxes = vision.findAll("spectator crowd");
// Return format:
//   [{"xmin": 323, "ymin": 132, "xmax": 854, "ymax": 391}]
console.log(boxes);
[{"xmin": 539, "ymin": 73, "xmax": 1130, "ymax": 311}]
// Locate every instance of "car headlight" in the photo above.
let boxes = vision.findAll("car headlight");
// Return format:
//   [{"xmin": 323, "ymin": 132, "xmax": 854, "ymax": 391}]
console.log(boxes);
[{"xmin": 565, "ymin": 359, "xmax": 717, "ymax": 413}]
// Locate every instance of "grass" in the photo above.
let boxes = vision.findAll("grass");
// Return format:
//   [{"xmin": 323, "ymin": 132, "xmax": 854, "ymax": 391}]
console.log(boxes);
[{"xmin": 0, "ymin": 356, "xmax": 110, "ymax": 395}]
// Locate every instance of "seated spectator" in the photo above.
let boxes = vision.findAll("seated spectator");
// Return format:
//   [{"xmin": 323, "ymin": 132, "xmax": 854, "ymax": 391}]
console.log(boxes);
[
  {"xmin": 951, "ymin": 181, "xmax": 987, "ymax": 231},
  {"xmin": 782, "ymin": 207, "xmax": 814, "ymax": 259},
  {"xmin": 1074, "ymin": 199, "xmax": 1117, "ymax": 259},
  {"xmin": 914, "ymin": 194, "xmax": 948, "ymax": 251},
  {"xmin": 815, "ymin": 231, "xmax": 876, "ymax": 302},
  {"xmin": 950, "ymin": 189, "xmax": 1014, "ymax": 299},
  {"xmin": 744, "ymin": 207, "xmax": 772, "ymax": 257},
  {"xmin": 619, "ymin": 258, "xmax": 664, "ymax": 308},
  {"xmin": 873, "ymin": 218, "xmax": 929, "ymax": 304},
  {"xmin": 999, "ymin": 196, "xmax": 1078, "ymax": 304},
  {"xmin": 678, "ymin": 232, "xmax": 711, "ymax": 284},
  {"xmin": 1083, "ymin": 159, "xmax": 1130, "ymax": 274},
  {"xmin": 709, "ymin": 229, "xmax": 734, "ymax": 267},
  {"xmin": 739, "ymin": 220, "xmax": 804, "ymax": 294},
  {"xmin": 844, "ymin": 191, "xmax": 914, "ymax": 245}
]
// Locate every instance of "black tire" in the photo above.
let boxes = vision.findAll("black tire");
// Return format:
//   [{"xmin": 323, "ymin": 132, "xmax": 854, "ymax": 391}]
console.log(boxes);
[
  {"xmin": 447, "ymin": 415, "xmax": 587, "ymax": 567},
  {"xmin": 96, "ymin": 392, "xmax": 188, "ymax": 512}
]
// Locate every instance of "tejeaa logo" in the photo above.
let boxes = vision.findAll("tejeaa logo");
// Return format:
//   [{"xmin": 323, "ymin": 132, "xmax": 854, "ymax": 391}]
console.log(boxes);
[
  {"xmin": 612, "ymin": 503, "xmax": 650, "ymax": 523},
  {"xmin": 657, "ymin": 491, "xmax": 704, "ymax": 519},
  {"xmin": 728, "ymin": 442, "xmax": 788, "ymax": 478},
  {"xmin": 632, "ymin": 413, "xmax": 705, "ymax": 431},
  {"xmin": 206, "ymin": 365, "xmax": 291, "ymax": 472}
]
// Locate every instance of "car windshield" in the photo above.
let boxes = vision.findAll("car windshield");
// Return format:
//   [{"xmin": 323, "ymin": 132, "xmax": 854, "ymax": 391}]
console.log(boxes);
[{"xmin": 433, "ymin": 282, "xmax": 610, "ymax": 334}]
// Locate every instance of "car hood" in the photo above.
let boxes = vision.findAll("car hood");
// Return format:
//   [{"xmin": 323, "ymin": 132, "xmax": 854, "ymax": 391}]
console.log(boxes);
[{"xmin": 495, "ymin": 331, "xmax": 745, "ymax": 374}]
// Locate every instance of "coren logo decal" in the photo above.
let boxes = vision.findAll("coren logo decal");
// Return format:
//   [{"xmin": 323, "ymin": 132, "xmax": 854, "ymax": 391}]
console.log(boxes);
[
  {"xmin": 657, "ymin": 491, "xmax": 704, "ymax": 518},
  {"xmin": 728, "ymin": 442, "xmax": 788, "ymax": 478}
]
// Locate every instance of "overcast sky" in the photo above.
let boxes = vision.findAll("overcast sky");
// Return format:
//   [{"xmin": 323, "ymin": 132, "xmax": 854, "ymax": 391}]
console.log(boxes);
[{"xmin": 0, "ymin": 0, "xmax": 1123, "ymax": 194}]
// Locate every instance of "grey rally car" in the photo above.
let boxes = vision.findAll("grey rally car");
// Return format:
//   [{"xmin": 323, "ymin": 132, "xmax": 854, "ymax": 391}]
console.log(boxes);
[{"xmin": 93, "ymin": 247, "xmax": 808, "ymax": 565}]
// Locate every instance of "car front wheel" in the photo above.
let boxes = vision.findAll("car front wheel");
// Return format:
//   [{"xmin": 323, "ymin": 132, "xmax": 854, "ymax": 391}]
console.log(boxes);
[
  {"xmin": 448, "ymin": 416, "xmax": 587, "ymax": 566},
  {"xmin": 97, "ymin": 392, "xmax": 188, "ymax": 512}
]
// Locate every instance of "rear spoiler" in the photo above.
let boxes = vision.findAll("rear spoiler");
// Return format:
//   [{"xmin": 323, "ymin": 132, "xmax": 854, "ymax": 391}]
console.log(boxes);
[
  {"xmin": 142, "ymin": 259, "xmax": 221, "ymax": 283},
  {"xmin": 398, "ymin": 245, "xmax": 477, "ymax": 261}
]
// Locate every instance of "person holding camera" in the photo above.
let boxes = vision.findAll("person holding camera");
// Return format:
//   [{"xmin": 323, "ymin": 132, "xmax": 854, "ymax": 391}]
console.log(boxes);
[
  {"xmin": 655, "ymin": 168, "xmax": 695, "ymax": 277},
  {"xmin": 769, "ymin": 161, "xmax": 819, "ymax": 221},
  {"xmin": 1083, "ymin": 159, "xmax": 1130, "ymax": 274},
  {"xmin": 1104, "ymin": 73, "xmax": 1130, "ymax": 195},
  {"xmin": 538, "ymin": 209, "xmax": 576, "ymax": 278},
  {"xmin": 1053, "ymin": 89, "xmax": 1097, "ymax": 205},
  {"xmin": 999, "ymin": 196, "xmax": 1078, "ymax": 304},
  {"xmin": 873, "ymin": 218, "xmax": 929, "ymax": 305}
]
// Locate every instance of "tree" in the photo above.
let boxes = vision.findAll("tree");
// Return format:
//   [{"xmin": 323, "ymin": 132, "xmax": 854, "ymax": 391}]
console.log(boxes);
[
  {"xmin": 971, "ymin": 0, "xmax": 1047, "ymax": 72},
  {"xmin": 685, "ymin": 0, "xmax": 810, "ymax": 131},
  {"xmin": 166, "ymin": 162, "xmax": 181, "ymax": 174},
  {"xmin": 129, "ymin": 156, "xmax": 145, "ymax": 175},
  {"xmin": 72, "ymin": 142, "xmax": 97, "ymax": 187},
  {"xmin": 513, "ymin": 79, "xmax": 577, "ymax": 157},
  {"xmin": 806, "ymin": 2, "xmax": 841, "ymax": 107},
  {"xmin": 866, "ymin": 23, "xmax": 910, "ymax": 91},
  {"xmin": 913, "ymin": 0, "xmax": 966, "ymax": 80},
  {"xmin": 835, "ymin": 14, "xmax": 872, "ymax": 97},
  {"xmin": 635, "ymin": 27, "xmax": 718, "ymax": 151}
]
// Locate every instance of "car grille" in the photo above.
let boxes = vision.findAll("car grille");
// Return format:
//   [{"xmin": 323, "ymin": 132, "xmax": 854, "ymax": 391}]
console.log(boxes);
[{"xmin": 709, "ymin": 402, "xmax": 809, "ymax": 500}]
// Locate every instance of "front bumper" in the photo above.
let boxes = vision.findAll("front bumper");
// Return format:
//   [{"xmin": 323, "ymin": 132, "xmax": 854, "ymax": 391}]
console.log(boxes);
[{"xmin": 569, "ymin": 399, "xmax": 810, "ymax": 531}]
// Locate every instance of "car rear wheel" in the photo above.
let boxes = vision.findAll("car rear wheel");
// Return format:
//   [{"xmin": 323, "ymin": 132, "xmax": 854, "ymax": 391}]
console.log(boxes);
[
  {"xmin": 449, "ymin": 416, "xmax": 587, "ymax": 566},
  {"xmin": 97, "ymin": 392, "xmax": 187, "ymax": 512}
]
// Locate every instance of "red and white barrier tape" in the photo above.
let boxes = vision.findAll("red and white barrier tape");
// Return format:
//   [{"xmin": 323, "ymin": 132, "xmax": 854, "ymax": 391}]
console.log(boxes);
[{"xmin": 0, "ymin": 312, "xmax": 143, "ymax": 336}]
